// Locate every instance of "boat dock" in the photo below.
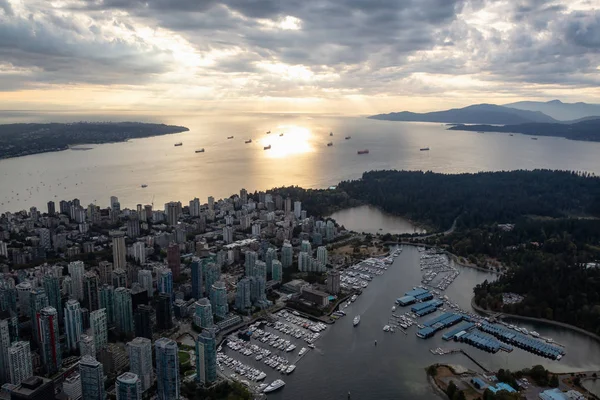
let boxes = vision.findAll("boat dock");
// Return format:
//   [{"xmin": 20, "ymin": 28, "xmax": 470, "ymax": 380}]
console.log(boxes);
[{"xmin": 478, "ymin": 322, "xmax": 565, "ymax": 360}]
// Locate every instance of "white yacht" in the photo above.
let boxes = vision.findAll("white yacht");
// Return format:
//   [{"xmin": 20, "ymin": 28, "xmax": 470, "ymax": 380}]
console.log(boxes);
[
  {"xmin": 285, "ymin": 344, "xmax": 297, "ymax": 352},
  {"xmin": 383, "ymin": 325, "xmax": 390, "ymax": 332},
  {"xmin": 285, "ymin": 365, "xmax": 296, "ymax": 374},
  {"xmin": 263, "ymin": 379, "xmax": 286, "ymax": 393},
  {"xmin": 298, "ymin": 347, "xmax": 308, "ymax": 356},
  {"xmin": 308, "ymin": 343, "xmax": 315, "ymax": 349},
  {"xmin": 353, "ymin": 315, "xmax": 361, "ymax": 326}
]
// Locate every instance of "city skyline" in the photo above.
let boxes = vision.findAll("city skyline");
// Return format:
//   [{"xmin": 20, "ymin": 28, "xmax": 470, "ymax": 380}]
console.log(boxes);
[{"xmin": 0, "ymin": 1, "xmax": 599, "ymax": 114}]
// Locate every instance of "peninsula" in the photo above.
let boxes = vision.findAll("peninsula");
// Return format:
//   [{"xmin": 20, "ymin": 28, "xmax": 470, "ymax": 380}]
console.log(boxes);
[{"xmin": 0, "ymin": 122, "xmax": 189, "ymax": 159}]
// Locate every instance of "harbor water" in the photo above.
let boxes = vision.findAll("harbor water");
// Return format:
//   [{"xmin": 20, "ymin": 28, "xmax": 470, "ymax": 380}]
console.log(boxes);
[
  {"xmin": 264, "ymin": 246, "xmax": 600, "ymax": 400},
  {"xmin": 328, "ymin": 205, "xmax": 426, "ymax": 235}
]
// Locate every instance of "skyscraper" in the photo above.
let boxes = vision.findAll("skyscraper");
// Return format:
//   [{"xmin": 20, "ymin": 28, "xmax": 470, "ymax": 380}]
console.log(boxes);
[
  {"xmin": 207, "ymin": 196, "xmax": 214, "ymax": 211},
  {"xmin": 244, "ymin": 251, "xmax": 257, "ymax": 277},
  {"xmin": 29, "ymin": 288, "xmax": 48, "ymax": 347},
  {"xmin": 116, "ymin": 372, "xmax": 142, "ymax": 400},
  {"xmin": 90, "ymin": 309, "xmax": 107, "ymax": 351},
  {"xmin": 166, "ymin": 244, "xmax": 181, "ymax": 281},
  {"xmin": 133, "ymin": 305, "xmax": 153, "ymax": 340},
  {"xmin": 80, "ymin": 356, "xmax": 105, "ymax": 400},
  {"xmin": 193, "ymin": 298, "xmax": 213, "ymax": 328},
  {"xmin": 47, "ymin": 201, "xmax": 55, "ymax": 216},
  {"xmin": 155, "ymin": 338, "xmax": 179, "ymax": 400},
  {"xmin": 126, "ymin": 218, "xmax": 140, "ymax": 239},
  {"xmin": 137, "ymin": 270, "xmax": 153, "ymax": 298},
  {"xmin": 189, "ymin": 198, "xmax": 201, "ymax": 217},
  {"xmin": 98, "ymin": 262, "xmax": 113, "ymax": 285},
  {"xmin": 112, "ymin": 268, "xmax": 127, "ymax": 288},
  {"xmin": 281, "ymin": 241, "xmax": 293, "ymax": 269},
  {"xmin": 99, "ymin": 285, "xmax": 115, "ymax": 325},
  {"xmin": 68, "ymin": 261, "xmax": 85, "ymax": 302},
  {"xmin": 114, "ymin": 288, "xmax": 134, "ymax": 334},
  {"xmin": 294, "ymin": 201, "xmax": 302, "ymax": 219},
  {"xmin": 132, "ymin": 242, "xmax": 145, "ymax": 264},
  {"xmin": 42, "ymin": 275, "xmax": 62, "ymax": 323},
  {"xmin": 16, "ymin": 282, "xmax": 32, "ymax": 318},
  {"xmin": 298, "ymin": 251, "xmax": 309, "ymax": 272},
  {"xmin": 157, "ymin": 269, "xmax": 173, "ymax": 296},
  {"xmin": 111, "ymin": 231, "xmax": 126, "ymax": 271},
  {"xmin": 271, "ymin": 260, "xmax": 283, "ymax": 282},
  {"xmin": 301, "ymin": 239, "xmax": 312, "ymax": 254},
  {"xmin": 84, "ymin": 272, "xmax": 100, "ymax": 312},
  {"xmin": 265, "ymin": 248, "xmax": 278, "ymax": 271},
  {"xmin": 38, "ymin": 307, "xmax": 61, "ymax": 375},
  {"xmin": 62, "ymin": 373, "xmax": 82, "ymax": 400},
  {"xmin": 191, "ymin": 258, "xmax": 203, "ymax": 300},
  {"xmin": 64, "ymin": 299, "xmax": 83, "ymax": 352},
  {"xmin": 222, "ymin": 226, "xmax": 233, "ymax": 244},
  {"xmin": 209, "ymin": 281, "xmax": 228, "ymax": 319},
  {"xmin": 164, "ymin": 202, "xmax": 182, "ymax": 226},
  {"xmin": 234, "ymin": 277, "xmax": 252, "ymax": 313},
  {"xmin": 284, "ymin": 197, "xmax": 292, "ymax": 215},
  {"xmin": 79, "ymin": 334, "xmax": 96, "ymax": 358},
  {"xmin": 0, "ymin": 318, "xmax": 12, "ymax": 383},
  {"xmin": 195, "ymin": 329, "xmax": 217, "ymax": 385},
  {"xmin": 327, "ymin": 270, "xmax": 341, "ymax": 294},
  {"xmin": 7, "ymin": 341, "xmax": 32, "ymax": 385},
  {"xmin": 127, "ymin": 337, "xmax": 153, "ymax": 392},
  {"xmin": 253, "ymin": 260, "xmax": 267, "ymax": 281},
  {"xmin": 317, "ymin": 246, "xmax": 328, "ymax": 268},
  {"xmin": 203, "ymin": 262, "xmax": 220, "ymax": 298},
  {"xmin": 156, "ymin": 293, "xmax": 173, "ymax": 331},
  {"xmin": 326, "ymin": 220, "xmax": 335, "ymax": 241}
]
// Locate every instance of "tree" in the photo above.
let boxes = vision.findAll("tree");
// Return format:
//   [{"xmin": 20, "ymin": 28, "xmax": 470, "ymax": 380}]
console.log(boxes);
[
  {"xmin": 549, "ymin": 375, "xmax": 559, "ymax": 388},
  {"xmin": 446, "ymin": 381, "xmax": 457, "ymax": 399}
]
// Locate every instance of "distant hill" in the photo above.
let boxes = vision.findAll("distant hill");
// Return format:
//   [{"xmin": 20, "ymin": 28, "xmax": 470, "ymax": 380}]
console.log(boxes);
[
  {"xmin": 504, "ymin": 99, "xmax": 600, "ymax": 121},
  {"xmin": 448, "ymin": 118, "xmax": 600, "ymax": 142},
  {"xmin": 369, "ymin": 104, "xmax": 557, "ymax": 125}
]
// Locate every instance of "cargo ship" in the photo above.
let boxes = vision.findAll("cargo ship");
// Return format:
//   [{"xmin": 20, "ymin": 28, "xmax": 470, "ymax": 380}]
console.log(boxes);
[
  {"xmin": 330, "ymin": 132, "xmax": 333, "ymax": 136},
  {"xmin": 327, "ymin": 142, "xmax": 333, "ymax": 147},
  {"xmin": 345, "ymin": 136, "xmax": 351, "ymax": 140},
  {"xmin": 174, "ymin": 142, "xmax": 182, "ymax": 146},
  {"xmin": 227, "ymin": 136, "xmax": 234, "ymax": 139},
  {"xmin": 264, "ymin": 145, "xmax": 271, "ymax": 150},
  {"xmin": 357, "ymin": 149, "xmax": 369, "ymax": 155},
  {"xmin": 195, "ymin": 148, "xmax": 205, "ymax": 153},
  {"xmin": 420, "ymin": 147, "xmax": 430, "ymax": 151},
  {"xmin": 245, "ymin": 139, "xmax": 252, "ymax": 144},
  {"xmin": 266, "ymin": 130, "xmax": 271, "ymax": 134}
]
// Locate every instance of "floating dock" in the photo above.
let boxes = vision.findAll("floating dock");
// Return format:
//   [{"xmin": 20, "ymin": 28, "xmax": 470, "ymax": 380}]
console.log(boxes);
[
  {"xmin": 478, "ymin": 323, "xmax": 565, "ymax": 359},
  {"xmin": 416, "ymin": 313, "xmax": 464, "ymax": 339},
  {"xmin": 442, "ymin": 322, "xmax": 474, "ymax": 341}
]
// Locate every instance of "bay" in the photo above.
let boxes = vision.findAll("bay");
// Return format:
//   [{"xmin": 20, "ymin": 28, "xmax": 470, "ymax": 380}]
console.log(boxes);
[
  {"xmin": 2, "ymin": 113, "xmax": 600, "ymax": 213},
  {"xmin": 328, "ymin": 205, "xmax": 426, "ymax": 235}
]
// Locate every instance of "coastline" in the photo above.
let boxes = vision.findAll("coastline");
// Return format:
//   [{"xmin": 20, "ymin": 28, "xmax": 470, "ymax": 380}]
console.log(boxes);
[{"xmin": 470, "ymin": 297, "xmax": 600, "ymax": 344}]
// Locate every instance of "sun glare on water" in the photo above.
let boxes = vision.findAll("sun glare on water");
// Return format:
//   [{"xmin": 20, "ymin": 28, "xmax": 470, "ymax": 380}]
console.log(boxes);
[{"xmin": 260, "ymin": 126, "xmax": 313, "ymax": 158}]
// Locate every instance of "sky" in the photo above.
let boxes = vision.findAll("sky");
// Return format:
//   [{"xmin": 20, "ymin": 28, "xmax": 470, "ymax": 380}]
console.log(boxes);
[{"xmin": 0, "ymin": 0, "xmax": 599, "ymax": 115}]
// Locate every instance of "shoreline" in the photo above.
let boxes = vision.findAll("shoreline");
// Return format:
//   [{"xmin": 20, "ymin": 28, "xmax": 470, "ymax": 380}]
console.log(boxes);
[{"xmin": 470, "ymin": 297, "xmax": 600, "ymax": 344}]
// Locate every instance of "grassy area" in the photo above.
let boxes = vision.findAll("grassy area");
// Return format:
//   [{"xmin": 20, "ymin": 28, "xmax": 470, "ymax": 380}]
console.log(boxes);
[{"xmin": 179, "ymin": 351, "xmax": 191, "ymax": 364}]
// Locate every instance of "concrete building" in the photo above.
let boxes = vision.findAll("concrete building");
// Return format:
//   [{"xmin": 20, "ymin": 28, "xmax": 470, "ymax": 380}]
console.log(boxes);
[
  {"xmin": 301, "ymin": 240, "xmax": 312, "ymax": 254},
  {"xmin": 157, "ymin": 269, "xmax": 172, "ymax": 296},
  {"xmin": 193, "ymin": 298, "xmax": 213, "ymax": 329},
  {"xmin": 90, "ymin": 309, "xmax": 107, "ymax": 351},
  {"xmin": 38, "ymin": 307, "xmax": 61, "ymax": 375},
  {"xmin": 83, "ymin": 272, "xmax": 100, "ymax": 312},
  {"xmin": 62, "ymin": 373, "xmax": 82, "ymax": 400},
  {"xmin": 235, "ymin": 277, "xmax": 251, "ymax": 313},
  {"xmin": 271, "ymin": 260, "xmax": 283, "ymax": 282},
  {"xmin": 137, "ymin": 270, "xmax": 153, "ymax": 298},
  {"xmin": 98, "ymin": 262, "xmax": 113, "ymax": 286},
  {"xmin": 301, "ymin": 286, "xmax": 330, "ymax": 307},
  {"xmin": 244, "ymin": 251, "xmax": 257, "ymax": 277},
  {"xmin": 294, "ymin": 201, "xmax": 302, "ymax": 219},
  {"xmin": 281, "ymin": 241, "xmax": 293, "ymax": 269},
  {"xmin": 222, "ymin": 226, "xmax": 233, "ymax": 244},
  {"xmin": 64, "ymin": 299, "xmax": 83, "ymax": 352},
  {"xmin": 155, "ymin": 338, "xmax": 179, "ymax": 400},
  {"xmin": 209, "ymin": 281, "xmax": 228, "ymax": 319},
  {"xmin": 166, "ymin": 244, "xmax": 181, "ymax": 281},
  {"xmin": 112, "ymin": 268, "xmax": 127, "ymax": 289},
  {"xmin": 111, "ymin": 231, "xmax": 126, "ymax": 271},
  {"xmin": 164, "ymin": 202, "xmax": 182, "ymax": 226},
  {"xmin": 99, "ymin": 285, "xmax": 115, "ymax": 326},
  {"xmin": 0, "ymin": 319, "xmax": 12, "ymax": 383},
  {"xmin": 190, "ymin": 258, "xmax": 203, "ymax": 300},
  {"xmin": 9, "ymin": 376, "xmax": 54, "ymax": 400},
  {"xmin": 79, "ymin": 334, "xmax": 96, "ymax": 358},
  {"xmin": 16, "ymin": 282, "xmax": 32, "ymax": 318},
  {"xmin": 7, "ymin": 342, "xmax": 32, "ymax": 385},
  {"xmin": 132, "ymin": 242, "xmax": 145, "ymax": 264},
  {"xmin": 327, "ymin": 270, "xmax": 341, "ymax": 294},
  {"xmin": 317, "ymin": 246, "xmax": 328, "ymax": 267},
  {"xmin": 80, "ymin": 356, "xmax": 105, "ymax": 400},
  {"xmin": 68, "ymin": 261, "xmax": 85, "ymax": 302},
  {"xmin": 114, "ymin": 288, "xmax": 134, "ymax": 334},
  {"xmin": 127, "ymin": 337, "xmax": 153, "ymax": 392}
]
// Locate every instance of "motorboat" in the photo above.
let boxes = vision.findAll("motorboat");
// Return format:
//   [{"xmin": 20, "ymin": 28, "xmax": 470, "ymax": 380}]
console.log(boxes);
[
  {"xmin": 263, "ymin": 379, "xmax": 285, "ymax": 393},
  {"xmin": 285, "ymin": 365, "xmax": 296, "ymax": 374},
  {"xmin": 353, "ymin": 315, "xmax": 360, "ymax": 326},
  {"xmin": 298, "ymin": 347, "xmax": 308, "ymax": 356}
]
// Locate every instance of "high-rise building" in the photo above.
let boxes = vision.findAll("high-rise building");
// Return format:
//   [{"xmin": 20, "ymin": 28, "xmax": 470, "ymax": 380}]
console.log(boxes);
[
  {"xmin": 29, "ymin": 288, "xmax": 48, "ymax": 347},
  {"xmin": 112, "ymin": 269, "xmax": 127, "ymax": 289},
  {"xmin": 126, "ymin": 218, "xmax": 140, "ymax": 239},
  {"xmin": 155, "ymin": 338, "xmax": 179, "ymax": 400},
  {"xmin": 234, "ymin": 277, "xmax": 252, "ymax": 313},
  {"xmin": 79, "ymin": 334, "xmax": 96, "ymax": 358},
  {"xmin": 16, "ymin": 282, "xmax": 32, "ymax": 318},
  {"xmin": 64, "ymin": 299, "xmax": 83, "ymax": 352},
  {"xmin": 265, "ymin": 248, "xmax": 278, "ymax": 271},
  {"xmin": 137, "ymin": 270, "xmax": 153, "ymax": 298},
  {"xmin": 0, "ymin": 318, "xmax": 12, "ymax": 383},
  {"xmin": 90, "ymin": 309, "xmax": 107, "ymax": 351},
  {"xmin": 281, "ymin": 241, "xmax": 293, "ymax": 269},
  {"xmin": 111, "ymin": 231, "xmax": 126, "ymax": 271},
  {"xmin": 99, "ymin": 285, "xmax": 115, "ymax": 326},
  {"xmin": 294, "ymin": 201, "xmax": 302, "ymax": 219},
  {"xmin": 209, "ymin": 281, "xmax": 228, "ymax": 319},
  {"xmin": 68, "ymin": 261, "xmax": 85, "ymax": 302},
  {"xmin": 244, "ymin": 251, "xmax": 257, "ymax": 277},
  {"xmin": 133, "ymin": 305, "xmax": 153, "ymax": 340},
  {"xmin": 253, "ymin": 260, "xmax": 267, "ymax": 281},
  {"xmin": 84, "ymin": 272, "xmax": 100, "ymax": 312},
  {"xmin": 249, "ymin": 277, "xmax": 267, "ymax": 307},
  {"xmin": 42, "ymin": 275, "xmax": 62, "ymax": 323},
  {"xmin": 193, "ymin": 298, "xmax": 213, "ymax": 328},
  {"xmin": 116, "ymin": 372, "xmax": 141, "ymax": 400},
  {"xmin": 189, "ymin": 198, "xmax": 201, "ymax": 217},
  {"xmin": 127, "ymin": 337, "xmax": 153, "ymax": 392},
  {"xmin": 271, "ymin": 260, "xmax": 283, "ymax": 282},
  {"xmin": 195, "ymin": 329, "xmax": 217, "ymax": 385},
  {"xmin": 207, "ymin": 196, "xmax": 214, "ymax": 211},
  {"xmin": 203, "ymin": 262, "xmax": 220, "ymax": 298},
  {"xmin": 326, "ymin": 220, "xmax": 335, "ymax": 241},
  {"xmin": 298, "ymin": 251, "xmax": 310, "ymax": 272},
  {"xmin": 327, "ymin": 270, "xmax": 341, "ymax": 294},
  {"xmin": 222, "ymin": 226, "xmax": 233, "ymax": 244},
  {"xmin": 156, "ymin": 294, "xmax": 173, "ymax": 331},
  {"xmin": 166, "ymin": 244, "xmax": 181, "ymax": 281},
  {"xmin": 239, "ymin": 188, "xmax": 248, "ymax": 205},
  {"xmin": 317, "ymin": 246, "xmax": 328, "ymax": 267},
  {"xmin": 251, "ymin": 223, "xmax": 261, "ymax": 237},
  {"xmin": 164, "ymin": 202, "xmax": 182, "ymax": 226},
  {"xmin": 284, "ymin": 197, "xmax": 292, "ymax": 215},
  {"xmin": 190, "ymin": 258, "xmax": 203, "ymax": 300},
  {"xmin": 38, "ymin": 307, "xmax": 61, "ymax": 375},
  {"xmin": 47, "ymin": 201, "xmax": 56, "ymax": 216},
  {"xmin": 10, "ymin": 376, "xmax": 54, "ymax": 400},
  {"xmin": 114, "ymin": 288, "xmax": 134, "ymax": 334},
  {"xmin": 132, "ymin": 242, "xmax": 145, "ymax": 264},
  {"xmin": 301, "ymin": 240, "xmax": 312, "ymax": 254},
  {"xmin": 157, "ymin": 269, "xmax": 172, "ymax": 296},
  {"xmin": 62, "ymin": 373, "xmax": 82, "ymax": 400},
  {"xmin": 7, "ymin": 341, "xmax": 32, "ymax": 385},
  {"xmin": 80, "ymin": 356, "xmax": 105, "ymax": 400}
]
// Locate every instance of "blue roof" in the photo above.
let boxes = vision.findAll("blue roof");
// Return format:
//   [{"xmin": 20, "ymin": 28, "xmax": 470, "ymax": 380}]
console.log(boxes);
[
  {"xmin": 424, "ymin": 312, "xmax": 454, "ymax": 327},
  {"xmin": 416, "ymin": 327, "xmax": 435, "ymax": 337},
  {"xmin": 397, "ymin": 296, "xmax": 416, "ymax": 304},
  {"xmin": 415, "ymin": 292, "xmax": 434, "ymax": 301},
  {"xmin": 415, "ymin": 306, "xmax": 437, "ymax": 317},
  {"xmin": 539, "ymin": 389, "xmax": 567, "ymax": 400},
  {"xmin": 496, "ymin": 383, "xmax": 516, "ymax": 393},
  {"xmin": 471, "ymin": 377, "xmax": 488, "ymax": 389}
]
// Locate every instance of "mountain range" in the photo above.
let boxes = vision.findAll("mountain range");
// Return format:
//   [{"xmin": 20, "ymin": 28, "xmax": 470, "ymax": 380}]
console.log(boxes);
[{"xmin": 369, "ymin": 100, "xmax": 600, "ymax": 125}]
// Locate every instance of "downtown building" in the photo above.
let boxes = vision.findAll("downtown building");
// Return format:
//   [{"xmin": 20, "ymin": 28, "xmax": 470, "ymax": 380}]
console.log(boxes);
[
  {"xmin": 80, "ymin": 356, "xmax": 105, "ymax": 400},
  {"xmin": 38, "ymin": 306, "xmax": 61, "ymax": 375},
  {"xmin": 193, "ymin": 298, "xmax": 213, "ymax": 328},
  {"xmin": 90, "ymin": 309, "xmax": 108, "ymax": 351},
  {"xmin": 155, "ymin": 338, "xmax": 180, "ymax": 400},
  {"xmin": 209, "ymin": 281, "xmax": 228, "ymax": 319},
  {"xmin": 7, "ymin": 341, "xmax": 33, "ymax": 385},
  {"xmin": 64, "ymin": 299, "xmax": 83, "ymax": 352},
  {"xmin": 127, "ymin": 337, "xmax": 153, "ymax": 392},
  {"xmin": 195, "ymin": 329, "xmax": 217, "ymax": 386},
  {"xmin": 114, "ymin": 288, "xmax": 134, "ymax": 335},
  {"xmin": 116, "ymin": 372, "xmax": 142, "ymax": 400}
]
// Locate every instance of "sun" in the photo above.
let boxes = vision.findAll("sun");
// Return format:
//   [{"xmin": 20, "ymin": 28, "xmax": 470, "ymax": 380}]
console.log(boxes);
[{"xmin": 260, "ymin": 126, "xmax": 314, "ymax": 158}]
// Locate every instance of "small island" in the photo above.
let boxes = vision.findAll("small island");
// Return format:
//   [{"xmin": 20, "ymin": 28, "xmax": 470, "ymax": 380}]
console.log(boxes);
[{"xmin": 0, "ymin": 122, "xmax": 189, "ymax": 159}]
